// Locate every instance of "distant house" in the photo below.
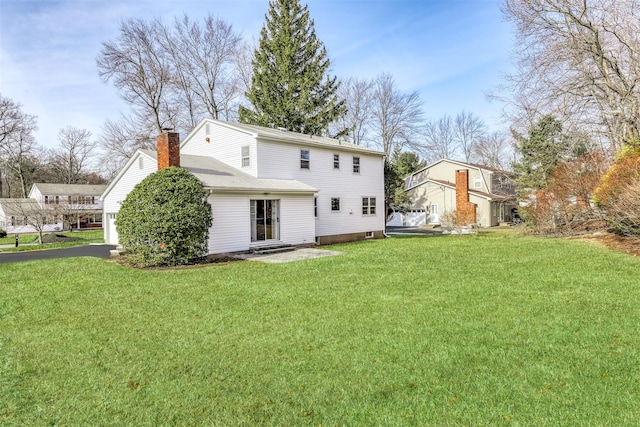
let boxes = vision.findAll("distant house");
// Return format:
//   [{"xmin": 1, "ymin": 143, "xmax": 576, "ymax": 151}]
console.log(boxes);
[
  {"xmin": 0, "ymin": 183, "xmax": 107, "ymax": 234},
  {"xmin": 389, "ymin": 159, "xmax": 517, "ymax": 228},
  {"xmin": 29, "ymin": 183, "xmax": 107, "ymax": 230},
  {"xmin": 102, "ymin": 118, "xmax": 386, "ymax": 255},
  {"xmin": 0, "ymin": 198, "xmax": 59, "ymax": 234}
]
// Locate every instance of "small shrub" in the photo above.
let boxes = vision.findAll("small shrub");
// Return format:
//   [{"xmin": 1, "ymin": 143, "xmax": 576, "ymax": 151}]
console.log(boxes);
[
  {"xmin": 116, "ymin": 167, "xmax": 213, "ymax": 267},
  {"xmin": 0, "ymin": 229, "xmax": 7, "ymax": 238}
]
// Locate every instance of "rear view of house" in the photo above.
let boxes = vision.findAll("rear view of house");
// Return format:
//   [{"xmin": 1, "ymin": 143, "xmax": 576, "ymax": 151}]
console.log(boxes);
[{"xmin": 102, "ymin": 119, "xmax": 386, "ymax": 255}]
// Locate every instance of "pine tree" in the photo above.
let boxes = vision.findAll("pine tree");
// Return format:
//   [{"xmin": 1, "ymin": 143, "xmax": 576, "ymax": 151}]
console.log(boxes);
[
  {"xmin": 239, "ymin": 0, "xmax": 345, "ymax": 135},
  {"xmin": 513, "ymin": 115, "xmax": 570, "ymax": 197}
]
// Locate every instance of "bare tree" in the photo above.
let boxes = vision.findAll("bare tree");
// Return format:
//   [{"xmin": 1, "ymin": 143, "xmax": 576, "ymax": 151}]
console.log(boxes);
[
  {"xmin": 0, "ymin": 95, "xmax": 38, "ymax": 197},
  {"xmin": 454, "ymin": 111, "xmax": 486, "ymax": 162},
  {"xmin": 473, "ymin": 130, "xmax": 514, "ymax": 170},
  {"xmin": 97, "ymin": 18, "xmax": 175, "ymax": 134},
  {"xmin": 1, "ymin": 95, "xmax": 36, "ymax": 149},
  {"xmin": 167, "ymin": 14, "xmax": 242, "ymax": 123},
  {"xmin": 97, "ymin": 114, "xmax": 157, "ymax": 178},
  {"xmin": 1, "ymin": 125, "xmax": 40, "ymax": 198},
  {"xmin": 235, "ymin": 39, "xmax": 257, "ymax": 120},
  {"xmin": 501, "ymin": 0, "xmax": 640, "ymax": 154},
  {"xmin": 332, "ymin": 77, "xmax": 375, "ymax": 145},
  {"xmin": 49, "ymin": 126, "xmax": 96, "ymax": 184},
  {"xmin": 422, "ymin": 115, "xmax": 458, "ymax": 162},
  {"xmin": 8, "ymin": 199, "xmax": 51, "ymax": 244},
  {"xmin": 371, "ymin": 73, "xmax": 424, "ymax": 156}
]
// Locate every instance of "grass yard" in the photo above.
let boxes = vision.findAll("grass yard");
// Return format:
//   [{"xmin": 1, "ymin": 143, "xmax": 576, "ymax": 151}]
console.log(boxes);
[
  {"xmin": 1, "ymin": 232, "xmax": 639, "ymax": 425},
  {"xmin": 0, "ymin": 230, "xmax": 104, "ymax": 251}
]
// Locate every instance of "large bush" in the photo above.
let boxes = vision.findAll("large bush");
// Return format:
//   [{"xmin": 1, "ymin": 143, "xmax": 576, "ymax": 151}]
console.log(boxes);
[
  {"xmin": 117, "ymin": 167, "xmax": 213, "ymax": 267},
  {"xmin": 520, "ymin": 152, "xmax": 608, "ymax": 234},
  {"xmin": 593, "ymin": 146, "xmax": 640, "ymax": 235}
]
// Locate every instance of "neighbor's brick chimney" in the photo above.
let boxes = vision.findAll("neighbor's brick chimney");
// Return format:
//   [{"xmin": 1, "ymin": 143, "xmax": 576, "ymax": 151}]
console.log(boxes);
[
  {"xmin": 455, "ymin": 169, "xmax": 477, "ymax": 225},
  {"xmin": 157, "ymin": 131, "xmax": 180, "ymax": 170}
]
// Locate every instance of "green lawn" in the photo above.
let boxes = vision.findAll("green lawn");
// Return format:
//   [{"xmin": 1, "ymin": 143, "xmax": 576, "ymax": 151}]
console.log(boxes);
[
  {"xmin": 0, "ymin": 230, "xmax": 104, "ymax": 251},
  {"xmin": 1, "ymin": 233, "xmax": 639, "ymax": 425}
]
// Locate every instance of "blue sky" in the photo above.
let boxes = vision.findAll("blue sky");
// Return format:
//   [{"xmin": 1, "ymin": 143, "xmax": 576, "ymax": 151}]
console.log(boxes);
[{"xmin": 0, "ymin": 0, "xmax": 514, "ymax": 149}]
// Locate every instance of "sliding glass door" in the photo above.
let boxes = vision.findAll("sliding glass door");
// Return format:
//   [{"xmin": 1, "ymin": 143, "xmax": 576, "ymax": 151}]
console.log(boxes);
[{"xmin": 250, "ymin": 199, "xmax": 280, "ymax": 242}]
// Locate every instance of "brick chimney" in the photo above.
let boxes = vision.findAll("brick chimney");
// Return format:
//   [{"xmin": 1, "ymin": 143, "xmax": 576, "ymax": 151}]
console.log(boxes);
[
  {"xmin": 157, "ymin": 131, "xmax": 180, "ymax": 170},
  {"xmin": 455, "ymin": 169, "xmax": 477, "ymax": 225}
]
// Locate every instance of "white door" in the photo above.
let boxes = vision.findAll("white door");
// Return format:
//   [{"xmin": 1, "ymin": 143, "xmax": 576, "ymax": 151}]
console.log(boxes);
[
  {"xmin": 430, "ymin": 204, "xmax": 439, "ymax": 223},
  {"xmin": 106, "ymin": 213, "xmax": 118, "ymax": 245}
]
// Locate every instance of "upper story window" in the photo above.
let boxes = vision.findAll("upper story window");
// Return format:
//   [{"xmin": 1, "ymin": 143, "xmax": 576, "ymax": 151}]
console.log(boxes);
[
  {"xmin": 474, "ymin": 177, "xmax": 482, "ymax": 189},
  {"xmin": 362, "ymin": 197, "xmax": 376, "ymax": 215},
  {"xmin": 353, "ymin": 156, "xmax": 360, "ymax": 173},
  {"xmin": 331, "ymin": 197, "xmax": 340, "ymax": 211},
  {"xmin": 333, "ymin": 154, "xmax": 340, "ymax": 169},
  {"xmin": 301, "ymin": 149, "xmax": 310, "ymax": 169},
  {"xmin": 241, "ymin": 146, "xmax": 250, "ymax": 167},
  {"xmin": 314, "ymin": 197, "xmax": 318, "ymax": 217}
]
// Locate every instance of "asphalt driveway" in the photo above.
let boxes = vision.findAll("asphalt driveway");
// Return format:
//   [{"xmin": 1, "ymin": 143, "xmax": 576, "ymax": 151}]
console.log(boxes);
[{"xmin": 0, "ymin": 244, "xmax": 117, "ymax": 264}]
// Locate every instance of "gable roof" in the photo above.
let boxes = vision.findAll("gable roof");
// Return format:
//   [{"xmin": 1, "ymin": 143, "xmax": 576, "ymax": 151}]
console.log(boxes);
[
  {"xmin": 142, "ymin": 150, "xmax": 317, "ymax": 193},
  {"xmin": 31, "ymin": 183, "xmax": 107, "ymax": 196},
  {"xmin": 186, "ymin": 119, "xmax": 386, "ymax": 157},
  {"xmin": 102, "ymin": 149, "xmax": 317, "ymax": 200},
  {"xmin": 409, "ymin": 158, "xmax": 513, "ymax": 178},
  {"xmin": 0, "ymin": 198, "xmax": 41, "ymax": 215}
]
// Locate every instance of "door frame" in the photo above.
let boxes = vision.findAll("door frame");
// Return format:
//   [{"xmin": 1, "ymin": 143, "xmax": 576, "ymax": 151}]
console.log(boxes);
[{"xmin": 250, "ymin": 199, "xmax": 280, "ymax": 243}]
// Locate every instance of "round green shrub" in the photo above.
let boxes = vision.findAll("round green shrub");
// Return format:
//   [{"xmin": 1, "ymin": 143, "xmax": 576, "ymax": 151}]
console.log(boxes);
[{"xmin": 116, "ymin": 167, "xmax": 213, "ymax": 267}]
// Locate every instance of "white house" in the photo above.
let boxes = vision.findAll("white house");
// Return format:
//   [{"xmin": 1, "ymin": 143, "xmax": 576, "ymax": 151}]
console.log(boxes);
[
  {"xmin": 102, "ymin": 119, "xmax": 386, "ymax": 255},
  {"xmin": 29, "ymin": 183, "xmax": 107, "ymax": 229},
  {"xmin": 0, "ymin": 183, "xmax": 108, "ymax": 234},
  {"xmin": 389, "ymin": 159, "xmax": 517, "ymax": 228}
]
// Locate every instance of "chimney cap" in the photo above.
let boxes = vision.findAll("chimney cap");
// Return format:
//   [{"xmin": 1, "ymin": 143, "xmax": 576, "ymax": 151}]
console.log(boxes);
[{"xmin": 162, "ymin": 127, "xmax": 175, "ymax": 132}]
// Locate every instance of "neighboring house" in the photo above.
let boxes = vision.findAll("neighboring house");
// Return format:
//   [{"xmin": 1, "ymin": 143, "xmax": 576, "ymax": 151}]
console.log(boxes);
[
  {"xmin": 29, "ymin": 183, "xmax": 107, "ymax": 229},
  {"xmin": 390, "ymin": 159, "xmax": 517, "ymax": 228},
  {"xmin": 0, "ymin": 198, "xmax": 60, "ymax": 234},
  {"xmin": 102, "ymin": 119, "xmax": 386, "ymax": 255}
]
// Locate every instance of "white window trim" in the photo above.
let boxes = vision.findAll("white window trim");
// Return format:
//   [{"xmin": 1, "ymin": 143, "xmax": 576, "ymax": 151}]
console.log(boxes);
[
  {"xmin": 301, "ymin": 149, "xmax": 310, "ymax": 169},
  {"xmin": 362, "ymin": 196, "xmax": 377, "ymax": 216}
]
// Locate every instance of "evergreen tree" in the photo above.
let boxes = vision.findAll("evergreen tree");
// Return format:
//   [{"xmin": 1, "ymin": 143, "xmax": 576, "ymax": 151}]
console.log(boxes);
[
  {"xmin": 513, "ymin": 115, "xmax": 570, "ymax": 197},
  {"xmin": 239, "ymin": 0, "xmax": 345, "ymax": 135}
]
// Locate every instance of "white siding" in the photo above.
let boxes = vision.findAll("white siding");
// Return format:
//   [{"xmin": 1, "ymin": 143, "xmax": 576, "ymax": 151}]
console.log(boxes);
[
  {"xmin": 256, "ymin": 140, "xmax": 385, "ymax": 237},
  {"xmin": 103, "ymin": 152, "xmax": 157, "ymax": 245},
  {"xmin": 181, "ymin": 121, "xmax": 258, "ymax": 175},
  {"xmin": 208, "ymin": 194, "xmax": 251, "ymax": 254},
  {"xmin": 28, "ymin": 186, "xmax": 44, "ymax": 206},
  {"xmin": 208, "ymin": 193, "xmax": 315, "ymax": 254},
  {"xmin": 279, "ymin": 194, "xmax": 316, "ymax": 245}
]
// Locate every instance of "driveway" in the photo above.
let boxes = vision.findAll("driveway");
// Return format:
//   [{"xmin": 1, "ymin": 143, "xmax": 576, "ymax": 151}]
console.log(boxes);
[
  {"xmin": 0, "ymin": 244, "xmax": 117, "ymax": 264},
  {"xmin": 385, "ymin": 226, "xmax": 442, "ymax": 235}
]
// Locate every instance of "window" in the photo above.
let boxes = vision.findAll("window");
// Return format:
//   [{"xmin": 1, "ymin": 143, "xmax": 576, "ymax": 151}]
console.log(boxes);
[
  {"xmin": 301, "ymin": 149, "xmax": 310, "ymax": 169},
  {"xmin": 362, "ymin": 197, "xmax": 376, "ymax": 215},
  {"xmin": 353, "ymin": 156, "xmax": 360, "ymax": 173},
  {"xmin": 333, "ymin": 154, "xmax": 340, "ymax": 169},
  {"xmin": 331, "ymin": 197, "xmax": 340, "ymax": 211},
  {"xmin": 474, "ymin": 177, "xmax": 482, "ymax": 189},
  {"xmin": 241, "ymin": 146, "xmax": 250, "ymax": 167},
  {"xmin": 314, "ymin": 197, "xmax": 318, "ymax": 217},
  {"xmin": 45, "ymin": 195, "xmax": 50, "ymax": 204},
  {"xmin": 139, "ymin": 157, "xmax": 144, "ymax": 169}
]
